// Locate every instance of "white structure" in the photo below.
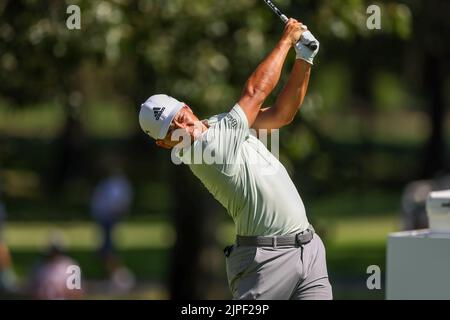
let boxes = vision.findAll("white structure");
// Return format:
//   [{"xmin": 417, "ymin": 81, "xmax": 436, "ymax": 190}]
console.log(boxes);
[
  {"xmin": 426, "ymin": 190, "xmax": 450, "ymax": 232},
  {"xmin": 387, "ymin": 190, "xmax": 450, "ymax": 299}
]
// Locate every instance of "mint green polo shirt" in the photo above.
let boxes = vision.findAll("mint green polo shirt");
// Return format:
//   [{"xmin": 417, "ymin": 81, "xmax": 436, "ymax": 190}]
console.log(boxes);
[{"xmin": 177, "ymin": 104, "xmax": 309, "ymax": 236}]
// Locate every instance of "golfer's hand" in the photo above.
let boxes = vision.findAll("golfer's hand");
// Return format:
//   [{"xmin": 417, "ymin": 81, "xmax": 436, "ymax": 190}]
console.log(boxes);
[{"xmin": 282, "ymin": 19, "xmax": 306, "ymax": 46}]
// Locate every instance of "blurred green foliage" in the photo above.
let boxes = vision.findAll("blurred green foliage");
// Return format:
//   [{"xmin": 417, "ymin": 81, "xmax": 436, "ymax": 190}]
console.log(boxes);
[
  {"xmin": 1, "ymin": 0, "xmax": 449, "ymax": 300},
  {"xmin": 1, "ymin": 0, "xmax": 449, "ymax": 223}
]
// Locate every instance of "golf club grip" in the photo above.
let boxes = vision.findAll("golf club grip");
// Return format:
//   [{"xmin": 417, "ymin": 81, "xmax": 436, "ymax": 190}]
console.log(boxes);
[
  {"xmin": 286, "ymin": 22, "xmax": 318, "ymax": 51},
  {"xmin": 264, "ymin": 0, "xmax": 318, "ymax": 51},
  {"xmin": 281, "ymin": 15, "xmax": 318, "ymax": 50},
  {"xmin": 288, "ymin": 25, "xmax": 319, "ymax": 51},
  {"xmin": 307, "ymin": 42, "xmax": 318, "ymax": 51}
]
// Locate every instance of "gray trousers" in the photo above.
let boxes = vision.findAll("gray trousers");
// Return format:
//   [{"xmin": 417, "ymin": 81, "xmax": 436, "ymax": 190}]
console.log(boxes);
[{"xmin": 225, "ymin": 233, "xmax": 332, "ymax": 300}]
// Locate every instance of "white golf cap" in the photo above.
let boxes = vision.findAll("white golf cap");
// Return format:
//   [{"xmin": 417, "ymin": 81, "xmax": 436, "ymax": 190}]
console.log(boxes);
[{"xmin": 139, "ymin": 94, "xmax": 185, "ymax": 139}]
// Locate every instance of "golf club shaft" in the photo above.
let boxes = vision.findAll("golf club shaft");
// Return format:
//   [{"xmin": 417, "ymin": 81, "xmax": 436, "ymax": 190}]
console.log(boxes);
[
  {"xmin": 264, "ymin": 0, "xmax": 289, "ymax": 23},
  {"xmin": 263, "ymin": 0, "xmax": 318, "ymax": 51}
]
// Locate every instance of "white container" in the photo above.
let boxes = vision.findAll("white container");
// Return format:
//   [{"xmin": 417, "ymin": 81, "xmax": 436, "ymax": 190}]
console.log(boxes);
[
  {"xmin": 426, "ymin": 189, "xmax": 450, "ymax": 233},
  {"xmin": 387, "ymin": 230, "xmax": 450, "ymax": 299}
]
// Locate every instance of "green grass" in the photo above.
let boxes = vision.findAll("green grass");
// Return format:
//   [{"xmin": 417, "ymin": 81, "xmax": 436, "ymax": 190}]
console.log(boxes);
[
  {"xmin": 4, "ymin": 222, "xmax": 175, "ymax": 250},
  {"xmin": 0, "ymin": 103, "xmax": 63, "ymax": 138},
  {"xmin": 0, "ymin": 101, "xmax": 136, "ymax": 138},
  {"xmin": 4, "ymin": 215, "xmax": 397, "ymax": 252},
  {"xmin": 10, "ymin": 248, "xmax": 169, "ymax": 280},
  {"xmin": 308, "ymin": 190, "xmax": 401, "ymax": 218},
  {"xmin": 4, "ymin": 215, "xmax": 398, "ymax": 299}
]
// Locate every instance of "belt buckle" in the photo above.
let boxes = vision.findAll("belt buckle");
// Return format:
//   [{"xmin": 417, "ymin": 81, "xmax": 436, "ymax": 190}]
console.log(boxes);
[{"xmin": 295, "ymin": 229, "xmax": 311, "ymax": 246}]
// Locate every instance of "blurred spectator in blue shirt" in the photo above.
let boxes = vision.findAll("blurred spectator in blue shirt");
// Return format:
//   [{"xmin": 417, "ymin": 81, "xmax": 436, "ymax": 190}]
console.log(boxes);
[{"xmin": 91, "ymin": 160, "xmax": 134, "ymax": 292}]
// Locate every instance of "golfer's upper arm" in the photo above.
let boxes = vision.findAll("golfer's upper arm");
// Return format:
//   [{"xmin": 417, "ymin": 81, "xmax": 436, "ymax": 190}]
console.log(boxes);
[
  {"xmin": 251, "ymin": 107, "xmax": 287, "ymax": 130},
  {"xmin": 238, "ymin": 87, "xmax": 266, "ymax": 128}
]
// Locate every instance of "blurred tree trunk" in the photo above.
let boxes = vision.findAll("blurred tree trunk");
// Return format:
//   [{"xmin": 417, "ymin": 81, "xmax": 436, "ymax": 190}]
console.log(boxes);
[
  {"xmin": 421, "ymin": 55, "xmax": 446, "ymax": 177},
  {"xmin": 351, "ymin": 40, "xmax": 375, "ymax": 188},
  {"xmin": 48, "ymin": 0, "xmax": 88, "ymax": 191},
  {"xmin": 412, "ymin": 0, "xmax": 450, "ymax": 178},
  {"xmin": 169, "ymin": 164, "xmax": 215, "ymax": 299},
  {"xmin": 51, "ymin": 97, "xmax": 87, "ymax": 190}
]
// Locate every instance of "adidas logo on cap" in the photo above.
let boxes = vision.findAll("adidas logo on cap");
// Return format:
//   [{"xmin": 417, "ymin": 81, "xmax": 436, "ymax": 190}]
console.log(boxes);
[
  {"xmin": 139, "ymin": 94, "xmax": 184, "ymax": 140},
  {"xmin": 153, "ymin": 107, "xmax": 165, "ymax": 120}
]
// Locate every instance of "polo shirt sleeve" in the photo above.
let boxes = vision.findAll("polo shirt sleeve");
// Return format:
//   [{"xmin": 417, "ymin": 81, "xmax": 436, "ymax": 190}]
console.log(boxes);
[{"xmin": 211, "ymin": 103, "xmax": 249, "ymax": 175}]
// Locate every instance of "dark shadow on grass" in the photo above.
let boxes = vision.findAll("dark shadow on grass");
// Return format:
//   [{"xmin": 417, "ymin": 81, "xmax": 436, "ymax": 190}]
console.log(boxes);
[{"xmin": 10, "ymin": 248, "xmax": 169, "ymax": 280}]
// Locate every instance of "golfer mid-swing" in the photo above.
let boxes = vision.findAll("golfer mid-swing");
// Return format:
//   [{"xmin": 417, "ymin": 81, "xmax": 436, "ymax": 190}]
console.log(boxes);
[{"xmin": 139, "ymin": 19, "xmax": 332, "ymax": 300}]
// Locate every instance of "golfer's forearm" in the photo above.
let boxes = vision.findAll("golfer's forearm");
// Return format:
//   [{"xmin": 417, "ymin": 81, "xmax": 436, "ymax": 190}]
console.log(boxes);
[
  {"xmin": 238, "ymin": 39, "xmax": 291, "ymax": 127},
  {"xmin": 252, "ymin": 59, "xmax": 310, "ymax": 130},
  {"xmin": 243, "ymin": 40, "xmax": 291, "ymax": 101},
  {"xmin": 273, "ymin": 59, "xmax": 311, "ymax": 124}
]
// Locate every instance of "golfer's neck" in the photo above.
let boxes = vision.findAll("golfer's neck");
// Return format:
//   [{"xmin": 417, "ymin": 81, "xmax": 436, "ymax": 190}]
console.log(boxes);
[{"xmin": 189, "ymin": 122, "xmax": 208, "ymax": 145}]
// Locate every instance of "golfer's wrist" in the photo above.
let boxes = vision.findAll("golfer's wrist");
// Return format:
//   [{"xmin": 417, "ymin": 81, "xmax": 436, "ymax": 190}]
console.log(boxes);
[
  {"xmin": 296, "ymin": 50, "xmax": 314, "ymax": 65},
  {"xmin": 279, "ymin": 36, "xmax": 294, "ymax": 48}
]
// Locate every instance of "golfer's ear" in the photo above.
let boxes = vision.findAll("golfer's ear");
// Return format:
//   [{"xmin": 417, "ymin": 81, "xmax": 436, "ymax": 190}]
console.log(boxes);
[
  {"xmin": 173, "ymin": 116, "xmax": 183, "ymax": 128},
  {"xmin": 201, "ymin": 119, "xmax": 210, "ymax": 128}
]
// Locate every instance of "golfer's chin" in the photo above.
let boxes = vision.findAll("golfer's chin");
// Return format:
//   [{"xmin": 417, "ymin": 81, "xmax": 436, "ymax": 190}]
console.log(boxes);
[
  {"xmin": 181, "ymin": 126, "xmax": 203, "ymax": 143},
  {"xmin": 163, "ymin": 134, "xmax": 196, "ymax": 150}
]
